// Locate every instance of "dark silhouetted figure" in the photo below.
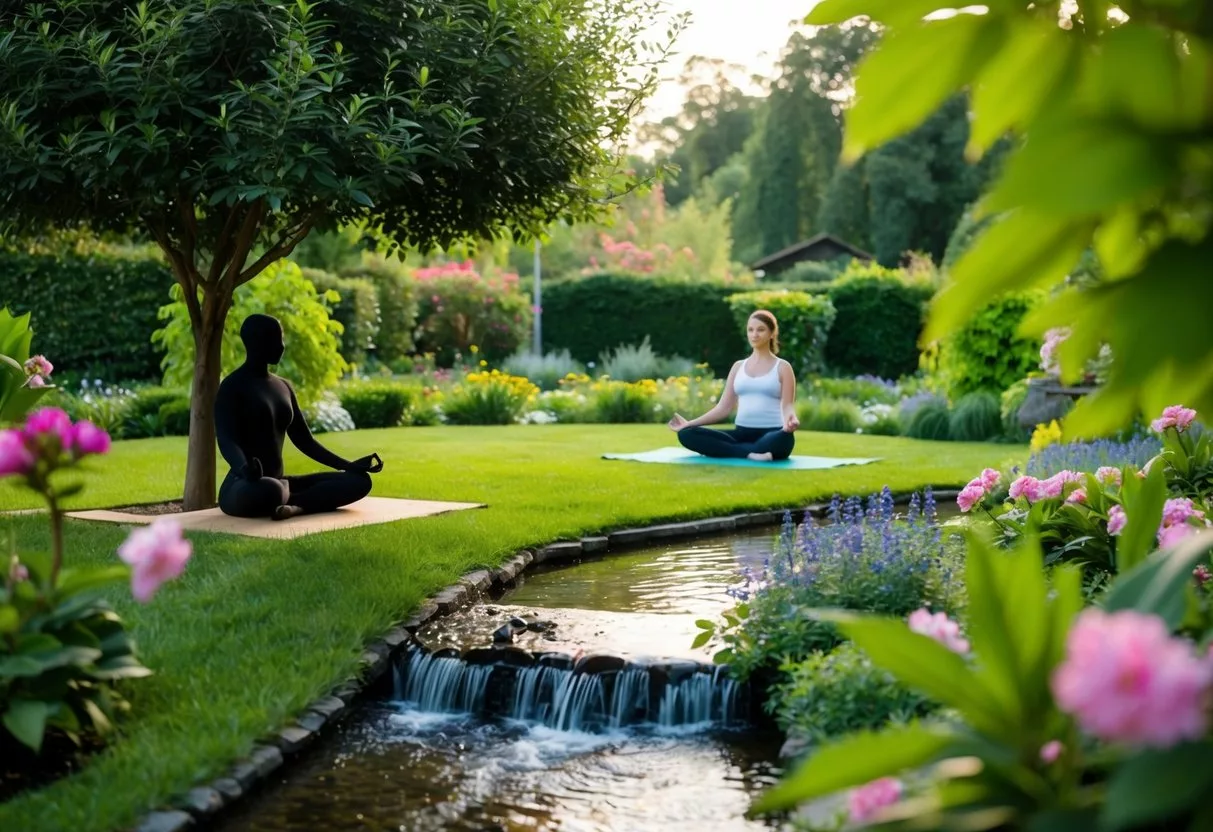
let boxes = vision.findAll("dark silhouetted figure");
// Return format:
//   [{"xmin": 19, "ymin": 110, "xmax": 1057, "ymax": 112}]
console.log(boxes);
[{"xmin": 215, "ymin": 314, "xmax": 382, "ymax": 521}]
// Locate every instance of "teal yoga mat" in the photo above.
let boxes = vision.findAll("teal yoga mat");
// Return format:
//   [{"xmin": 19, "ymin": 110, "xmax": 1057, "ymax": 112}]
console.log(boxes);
[{"xmin": 602, "ymin": 446, "xmax": 879, "ymax": 470}]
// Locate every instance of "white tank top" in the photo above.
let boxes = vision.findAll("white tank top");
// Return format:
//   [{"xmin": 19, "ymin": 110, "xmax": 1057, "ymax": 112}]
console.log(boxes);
[{"xmin": 733, "ymin": 358, "xmax": 784, "ymax": 428}]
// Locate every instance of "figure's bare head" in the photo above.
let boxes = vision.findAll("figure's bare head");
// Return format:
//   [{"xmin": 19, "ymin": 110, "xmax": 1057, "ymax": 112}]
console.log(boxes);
[{"xmin": 240, "ymin": 314, "xmax": 285, "ymax": 366}]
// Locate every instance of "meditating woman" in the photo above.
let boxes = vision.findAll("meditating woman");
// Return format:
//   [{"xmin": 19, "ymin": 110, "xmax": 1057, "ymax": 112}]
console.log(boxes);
[
  {"xmin": 667, "ymin": 309, "xmax": 799, "ymax": 461},
  {"xmin": 215, "ymin": 314, "xmax": 383, "ymax": 521}
]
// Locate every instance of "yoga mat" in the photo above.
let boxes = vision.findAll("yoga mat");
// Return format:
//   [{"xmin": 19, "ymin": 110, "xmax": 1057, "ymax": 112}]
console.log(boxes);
[{"xmin": 602, "ymin": 446, "xmax": 879, "ymax": 470}]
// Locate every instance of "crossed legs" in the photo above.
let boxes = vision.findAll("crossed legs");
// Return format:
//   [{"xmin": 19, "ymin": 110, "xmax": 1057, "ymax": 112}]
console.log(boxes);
[
  {"xmin": 219, "ymin": 470, "xmax": 372, "ymax": 520},
  {"xmin": 677, "ymin": 426, "xmax": 795, "ymax": 461}
]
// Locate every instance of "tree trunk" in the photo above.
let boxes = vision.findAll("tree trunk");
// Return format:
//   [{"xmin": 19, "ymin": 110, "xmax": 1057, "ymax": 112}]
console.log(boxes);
[{"xmin": 182, "ymin": 304, "xmax": 227, "ymax": 511}]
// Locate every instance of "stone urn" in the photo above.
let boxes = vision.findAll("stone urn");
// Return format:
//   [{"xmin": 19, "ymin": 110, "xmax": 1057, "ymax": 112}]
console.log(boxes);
[{"xmin": 1017, "ymin": 377, "xmax": 1098, "ymax": 429}]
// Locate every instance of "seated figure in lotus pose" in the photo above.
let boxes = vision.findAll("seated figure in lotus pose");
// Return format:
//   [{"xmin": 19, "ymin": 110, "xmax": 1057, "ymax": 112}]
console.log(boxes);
[
  {"xmin": 667, "ymin": 309, "xmax": 800, "ymax": 461},
  {"xmin": 215, "ymin": 314, "xmax": 382, "ymax": 520}
]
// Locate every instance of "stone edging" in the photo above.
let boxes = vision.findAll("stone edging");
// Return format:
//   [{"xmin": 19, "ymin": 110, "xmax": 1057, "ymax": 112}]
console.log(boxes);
[{"xmin": 131, "ymin": 490, "xmax": 959, "ymax": 832}]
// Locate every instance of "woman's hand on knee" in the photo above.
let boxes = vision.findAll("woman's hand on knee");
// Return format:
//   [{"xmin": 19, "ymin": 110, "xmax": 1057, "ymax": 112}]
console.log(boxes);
[
  {"xmin": 668, "ymin": 413, "xmax": 689, "ymax": 432},
  {"xmin": 783, "ymin": 413, "xmax": 800, "ymax": 433}
]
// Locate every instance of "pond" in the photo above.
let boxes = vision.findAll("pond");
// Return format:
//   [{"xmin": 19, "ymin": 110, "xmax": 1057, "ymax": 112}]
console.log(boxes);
[{"xmin": 214, "ymin": 527, "xmax": 792, "ymax": 832}]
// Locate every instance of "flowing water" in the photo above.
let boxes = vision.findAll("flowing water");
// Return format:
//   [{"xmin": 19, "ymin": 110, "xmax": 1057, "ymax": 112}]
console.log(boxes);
[{"xmin": 216, "ymin": 528, "xmax": 792, "ymax": 832}]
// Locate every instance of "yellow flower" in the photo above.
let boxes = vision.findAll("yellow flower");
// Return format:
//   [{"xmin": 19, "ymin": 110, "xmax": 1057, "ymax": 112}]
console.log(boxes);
[
  {"xmin": 1030, "ymin": 420, "xmax": 1064, "ymax": 453},
  {"xmin": 470, "ymin": 344, "xmax": 480, "ymax": 354},
  {"xmin": 479, "ymin": 359, "xmax": 488, "ymax": 367}
]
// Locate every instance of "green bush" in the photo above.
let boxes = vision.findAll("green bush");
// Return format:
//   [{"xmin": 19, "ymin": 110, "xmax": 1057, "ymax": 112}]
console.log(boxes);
[
  {"xmin": 906, "ymin": 400, "xmax": 953, "ymax": 440},
  {"xmin": 303, "ymin": 268, "xmax": 380, "ymax": 367},
  {"xmin": 770, "ymin": 644, "xmax": 936, "ymax": 741},
  {"xmin": 1000, "ymin": 379, "xmax": 1032, "ymax": 441},
  {"xmin": 799, "ymin": 397, "xmax": 863, "ymax": 433},
  {"xmin": 443, "ymin": 370, "xmax": 537, "ymax": 425},
  {"xmin": 949, "ymin": 391, "xmax": 1002, "ymax": 442},
  {"xmin": 541, "ymin": 274, "xmax": 740, "ymax": 375},
  {"xmin": 341, "ymin": 254, "xmax": 418, "ymax": 364},
  {"xmin": 726, "ymin": 289, "xmax": 837, "ymax": 377},
  {"xmin": 123, "ymin": 386, "xmax": 190, "ymax": 438},
  {"xmin": 337, "ymin": 380, "xmax": 417, "ymax": 429},
  {"xmin": 859, "ymin": 404, "xmax": 902, "ymax": 436},
  {"xmin": 826, "ymin": 265, "xmax": 935, "ymax": 379},
  {"xmin": 44, "ymin": 385, "xmax": 135, "ymax": 437},
  {"xmin": 810, "ymin": 376, "xmax": 903, "ymax": 405},
  {"xmin": 501, "ymin": 348, "xmax": 585, "ymax": 391},
  {"xmin": 413, "ymin": 264, "xmax": 531, "ymax": 366},
  {"xmin": 158, "ymin": 398, "xmax": 192, "ymax": 436},
  {"xmin": 935, "ymin": 291, "xmax": 1045, "ymax": 398},
  {"xmin": 781, "ymin": 257, "xmax": 850, "ymax": 285},
  {"xmin": 0, "ymin": 246, "xmax": 172, "ymax": 381}
]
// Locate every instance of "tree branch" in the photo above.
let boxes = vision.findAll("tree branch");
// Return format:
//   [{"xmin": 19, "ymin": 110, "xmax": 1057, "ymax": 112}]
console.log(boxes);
[
  {"xmin": 236, "ymin": 209, "xmax": 320, "ymax": 287},
  {"xmin": 220, "ymin": 198, "xmax": 268, "ymax": 297},
  {"xmin": 176, "ymin": 189, "xmax": 198, "ymax": 276},
  {"xmin": 207, "ymin": 202, "xmax": 247, "ymax": 285},
  {"xmin": 144, "ymin": 213, "xmax": 204, "ymax": 335}
]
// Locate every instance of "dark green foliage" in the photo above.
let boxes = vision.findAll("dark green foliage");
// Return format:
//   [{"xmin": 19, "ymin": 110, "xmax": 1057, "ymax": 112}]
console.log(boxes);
[
  {"xmin": 781, "ymin": 258, "xmax": 851, "ymax": 285},
  {"xmin": 906, "ymin": 401, "xmax": 952, "ymax": 441},
  {"xmin": 817, "ymin": 159, "xmax": 872, "ymax": 250},
  {"xmin": 542, "ymin": 274, "xmax": 740, "ymax": 375},
  {"xmin": 157, "ymin": 398, "xmax": 192, "ymax": 437},
  {"xmin": 302, "ymin": 268, "xmax": 380, "ymax": 367},
  {"xmin": 938, "ymin": 292, "xmax": 1044, "ymax": 398},
  {"xmin": 948, "ymin": 391, "xmax": 1002, "ymax": 442},
  {"xmin": 0, "ymin": 248, "xmax": 170, "ymax": 381},
  {"xmin": 339, "ymin": 258, "xmax": 418, "ymax": 364},
  {"xmin": 799, "ymin": 398, "xmax": 863, "ymax": 433},
  {"xmin": 414, "ymin": 273, "xmax": 530, "ymax": 366},
  {"xmin": 770, "ymin": 644, "xmax": 935, "ymax": 740},
  {"xmin": 1000, "ymin": 379, "xmax": 1032, "ymax": 442},
  {"xmin": 337, "ymin": 380, "xmax": 417, "ymax": 429},
  {"xmin": 122, "ymin": 387, "xmax": 191, "ymax": 438},
  {"xmin": 826, "ymin": 267, "xmax": 934, "ymax": 378},
  {"xmin": 726, "ymin": 290, "xmax": 837, "ymax": 376},
  {"xmin": 941, "ymin": 206, "xmax": 997, "ymax": 271}
]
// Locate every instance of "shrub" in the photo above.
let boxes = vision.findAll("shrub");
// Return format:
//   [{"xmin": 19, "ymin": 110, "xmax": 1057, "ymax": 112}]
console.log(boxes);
[
  {"xmin": 770, "ymin": 644, "xmax": 936, "ymax": 741},
  {"xmin": 590, "ymin": 378, "xmax": 663, "ymax": 423},
  {"xmin": 935, "ymin": 291, "xmax": 1046, "ymax": 398},
  {"xmin": 502, "ymin": 348, "xmax": 585, "ymax": 391},
  {"xmin": 541, "ymin": 274, "xmax": 740, "ymax": 375},
  {"xmin": 119, "ymin": 387, "xmax": 189, "ymax": 438},
  {"xmin": 595, "ymin": 337, "xmax": 696, "ymax": 383},
  {"xmin": 157, "ymin": 398, "xmax": 192, "ymax": 436},
  {"xmin": 948, "ymin": 391, "xmax": 1002, "ymax": 442},
  {"xmin": 413, "ymin": 262, "xmax": 531, "ymax": 366},
  {"xmin": 0, "ymin": 246, "xmax": 172, "ymax": 381},
  {"xmin": 1000, "ymin": 378, "xmax": 1032, "ymax": 442},
  {"xmin": 45, "ymin": 382, "xmax": 136, "ymax": 438},
  {"xmin": 340, "ymin": 254, "xmax": 418, "ymax": 364},
  {"xmin": 825, "ymin": 264, "xmax": 935, "ymax": 379},
  {"xmin": 337, "ymin": 380, "xmax": 417, "ymax": 429},
  {"xmin": 443, "ymin": 370, "xmax": 537, "ymax": 425},
  {"xmin": 153, "ymin": 261, "xmax": 346, "ymax": 408},
  {"xmin": 781, "ymin": 257, "xmax": 849, "ymax": 285},
  {"xmin": 799, "ymin": 397, "xmax": 863, "ymax": 433},
  {"xmin": 302, "ymin": 268, "xmax": 380, "ymax": 367},
  {"xmin": 726, "ymin": 290, "xmax": 837, "ymax": 377},
  {"xmin": 305, "ymin": 392, "xmax": 357, "ymax": 434},
  {"xmin": 812, "ymin": 375, "xmax": 903, "ymax": 406},
  {"xmin": 859, "ymin": 403, "xmax": 901, "ymax": 436},
  {"xmin": 905, "ymin": 400, "xmax": 953, "ymax": 441}
]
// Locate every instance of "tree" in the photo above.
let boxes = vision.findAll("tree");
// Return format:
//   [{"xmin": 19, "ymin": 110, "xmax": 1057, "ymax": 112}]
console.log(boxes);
[
  {"xmin": 0, "ymin": 0, "xmax": 676, "ymax": 508},
  {"xmin": 805, "ymin": 0, "xmax": 1213, "ymax": 434}
]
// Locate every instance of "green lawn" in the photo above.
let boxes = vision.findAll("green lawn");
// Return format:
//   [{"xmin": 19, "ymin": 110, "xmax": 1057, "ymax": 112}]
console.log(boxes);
[{"xmin": 0, "ymin": 425, "xmax": 1021, "ymax": 832}]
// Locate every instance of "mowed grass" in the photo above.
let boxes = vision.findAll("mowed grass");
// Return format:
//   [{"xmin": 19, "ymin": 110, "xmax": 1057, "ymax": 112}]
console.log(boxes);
[{"xmin": 0, "ymin": 424, "xmax": 1022, "ymax": 832}]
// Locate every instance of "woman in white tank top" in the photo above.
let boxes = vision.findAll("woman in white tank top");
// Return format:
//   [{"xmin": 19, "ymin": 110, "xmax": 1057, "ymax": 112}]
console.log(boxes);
[{"xmin": 667, "ymin": 309, "xmax": 799, "ymax": 461}]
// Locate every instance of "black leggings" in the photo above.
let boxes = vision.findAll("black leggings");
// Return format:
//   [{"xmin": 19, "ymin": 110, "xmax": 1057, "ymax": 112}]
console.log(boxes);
[
  {"xmin": 218, "ymin": 469, "xmax": 372, "ymax": 518},
  {"xmin": 677, "ymin": 425, "xmax": 795, "ymax": 460}
]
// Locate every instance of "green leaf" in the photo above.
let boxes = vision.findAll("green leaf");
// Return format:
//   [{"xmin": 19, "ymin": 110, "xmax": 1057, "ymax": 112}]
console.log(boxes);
[
  {"xmin": 751, "ymin": 722, "xmax": 956, "ymax": 814},
  {"xmin": 1103, "ymin": 529, "xmax": 1213, "ymax": 628},
  {"xmin": 0, "ymin": 655, "xmax": 43, "ymax": 677},
  {"xmin": 843, "ymin": 15, "xmax": 1002, "ymax": 161},
  {"xmin": 694, "ymin": 618, "xmax": 714, "ymax": 630},
  {"xmin": 0, "ymin": 604, "xmax": 18, "ymax": 635},
  {"xmin": 1115, "ymin": 462, "xmax": 1167, "ymax": 573},
  {"xmin": 1028, "ymin": 808, "xmax": 1101, "ymax": 832},
  {"xmin": 805, "ymin": 0, "xmax": 954, "ymax": 26},
  {"xmin": 3, "ymin": 699, "xmax": 50, "ymax": 752},
  {"xmin": 691, "ymin": 631, "xmax": 711, "ymax": 650},
  {"xmin": 1101, "ymin": 743, "xmax": 1213, "ymax": 831}
]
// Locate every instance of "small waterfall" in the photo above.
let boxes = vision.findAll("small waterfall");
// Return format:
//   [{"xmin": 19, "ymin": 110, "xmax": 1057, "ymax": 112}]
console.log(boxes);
[{"xmin": 392, "ymin": 648, "xmax": 748, "ymax": 732}]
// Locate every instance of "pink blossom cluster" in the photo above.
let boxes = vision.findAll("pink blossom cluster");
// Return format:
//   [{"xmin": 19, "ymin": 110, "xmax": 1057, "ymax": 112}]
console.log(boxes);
[
  {"xmin": 23, "ymin": 354, "xmax": 53, "ymax": 389},
  {"xmin": 413, "ymin": 261, "xmax": 520, "ymax": 290},
  {"xmin": 1107, "ymin": 504, "xmax": 1127, "ymax": 536},
  {"xmin": 117, "ymin": 517, "xmax": 193, "ymax": 603},
  {"xmin": 1007, "ymin": 470, "xmax": 1085, "ymax": 504},
  {"xmin": 1194, "ymin": 564, "xmax": 1212, "ymax": 588},
  {"xmin": 907, "ymin": 608, "xmax": 970, "ymax": 655},
  {"xmin": 1040, "ymin": 327, "xmax": 1070, "ymax": 376},
  {"xmin": 1052, "ymin": 609, "xmax": 1213, "ymax": 748},
  {"xmin": 848, "ymin": 777, "xmax": 902, "ymax": 824},
  {"xmin": 1096, "ymin": 466, "xmax": 1122, "ymax": 487},
  {"xmin": 592, "ymin": 233, "xmax": 698, "ymax": 275},
  {"xmin": 956, "ymin": 468, "xmax": 1000, "ymax": 512},
  {"xmin": 1157, "ymin": 497, "xmax": 1211, "ymax": 548},
  {"xmin": 1150, "ymin": 404, "xmax": 1198, "ymax": 434},
  {"xmin": 0, "ymin": 407, "xmax": 110, "ymax": 477}
]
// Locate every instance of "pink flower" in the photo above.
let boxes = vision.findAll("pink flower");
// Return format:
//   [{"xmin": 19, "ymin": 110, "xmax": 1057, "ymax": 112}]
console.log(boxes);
[
  {"xmin": 0, "ymin": 430, "xmax": 35, "ymax": 477},
  {"xmin": 28, "ymin": 375, "xmax": 47, "ymax": 388},
  {"xmin": 23, "ymin": 407, "xmax": 73, "ymax": 450},
  {"xmin": 979, "ymin": 468, "xmax": 1001, "ymax": 490},
  {"xmin": 848, "ymin": 777, "xmax": 902, "ymax": 824},
  {"xmin": 1009, "ymin": 476, "xmax": 1046, "ymax": 503},
  {"xmin": 1051, "ymin": 609, "xmax": 1213, "ymax": 748},
  {"xmin": 8, "ymin": 559, "xmax": 28, "ymax": 583},
  {"xmin": 1161, "ymin": 498, "xmax": 1206, "ymax": 529},
  {"xmin": 1096, "ymin": 467, "xmax": 1122, "ymax": 487},
  {"xmin": 1107, "ymin": 505, "xmax": 1127, "ymax": 536},
  {"xmin": 1066, "ymin": 488, "xmax": 1087, "ymax": 504},
  {"xmin": 907, "ymin": 608, "xmax": 970, "ymax": 655},
  {"xmin": 117, "ymin": 518, "xmax": 192, "ymax": 603},
  {"xmin": 23, "ymin": 355, "xmax": 53, "ymax": 378},
  {"xmin": 1040, "ymin": 327, "xmax": 1070, "ymax": 375},
  {"xmin": 957, "ymin": 482, "xmax": 986, "ymax": 513},
  {"xmin": 1151, "ymin": 405, "xmax": 1198, "ymax": 434},
  {"xmin": 1194, "ymin": 565, "xmax": 1212, "ymax": 588},
  {"xmin": 1039, "ymin": 740, "xmax": 1063, "ymax": 764},
  {"xmin": 71, "ymin": 420, "xmax": 111, "ymax": 457},
  {"xmin": 1159, "ymin": 524, "xmax": 1197, "ymax": 549}
]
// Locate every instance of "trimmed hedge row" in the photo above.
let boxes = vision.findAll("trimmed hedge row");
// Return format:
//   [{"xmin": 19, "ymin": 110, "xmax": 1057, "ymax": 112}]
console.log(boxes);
[{"xmin": 826, "ymin": 268, "xmax": 935, "ymax": 379}]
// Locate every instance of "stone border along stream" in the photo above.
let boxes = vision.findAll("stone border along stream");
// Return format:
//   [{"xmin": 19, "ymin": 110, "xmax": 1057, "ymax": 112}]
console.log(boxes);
[{"xmin": 131, "ymin": 489, "xmax": 959, "ymax": 832}]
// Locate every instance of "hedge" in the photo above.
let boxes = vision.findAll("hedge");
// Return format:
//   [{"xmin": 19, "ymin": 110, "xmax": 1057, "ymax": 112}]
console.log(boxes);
[
  {"xmin": 726, "ymin": 289, "xmax": 836, "ymax": 376},
  {"xmin": 0, "ymin": 248, "xmax": 171, "ymax": 380},
  {"xmin": 541, "ymin": 274, "xmax": 741, "ymax": 375},
  {"xmin": 935, "ymin": 291, "xmax": 1046, "ymax": 397},
  {"xmin": 340, "ymin": 256, "xmax": 418, "ymax": 363},
  {"xmin": 826, "ymin": 267, "xmax": 935, "ymax": 379},
  {"xmin": 302, "ymin": 268, "xmax": 380, "ymax": 367}
]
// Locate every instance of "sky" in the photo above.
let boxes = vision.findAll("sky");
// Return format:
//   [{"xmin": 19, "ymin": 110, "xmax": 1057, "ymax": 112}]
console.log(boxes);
[{"xmin": 640, "ymin": 0, "xmax": 814, "ymax": 122}]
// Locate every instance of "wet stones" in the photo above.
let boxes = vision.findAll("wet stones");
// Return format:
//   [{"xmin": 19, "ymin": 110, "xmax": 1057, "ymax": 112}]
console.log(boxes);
[
  {"xmin": 463, "ymin": 646, "xmax": 535, "ymax": 668},
  {"xmin": 535, "ymin": 652, "xmax": 574, "ymax": 670},
  {"xmin": 573, "ymin": 653, "xmax": 627, "ymax": 675}
]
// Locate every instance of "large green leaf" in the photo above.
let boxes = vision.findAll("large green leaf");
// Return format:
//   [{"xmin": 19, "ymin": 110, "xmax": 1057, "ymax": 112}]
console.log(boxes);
[
  {"xmin": 0, "ymin": 603, "xmax": 18, "ymax": 635},
  {"xmin": 1115, "ymin": 462, "xmax": 1167, "ymax": 573},
  {"xmin": 56, "ymin": 565, "xmax": 130, "ymax": 597},
  {"xmin": 0, "ymin": 654, "xmax": 43, "ymax": 677},
  {"xmin": 1102, "ymin": 529, "xmax": 1213, "ymax": 628},
  {"xmin": 90, "ymin": 655, "xmax": 154, "ymax": 681},
  {"xmin": 2, "ymin": 699, "xmax": 50, "ymax": 752},
  {"xmin": 842, "ymin": 14, "xmax": 1003, "ymax": 160},
  {"xmin": 1101, "ymin": 743, "xmax": 1213, "ymax": 831},
  {"xmin": 751, "ymin": 722, "xmax": 957, "ymax": 814},
  {"xmin": 805, "ymin": 0, "xmax": 957, "ymax": 26}
]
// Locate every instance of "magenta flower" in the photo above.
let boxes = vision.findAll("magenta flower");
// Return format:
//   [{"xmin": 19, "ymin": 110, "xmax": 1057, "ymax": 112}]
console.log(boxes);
[
  {"xmin": 956, "ymin": 482, "xmax": 985, "ymax": 513},
  {"xmin": 1009, "ymin": 475, "xmax": 1045, "ymax": 503},
  {"xmin": 23, "ymin": 355, "xmax": 53, "ymax": 378},
  {"xmin": 70, "ymin": 420, "xmax": 110, "ymax": 457},
  {"xmin": 1194, "ymin": 565, "xmax": 1212, "ymax": 588},
  {"xmin": 1161, "ymin": 498, "xmax": 1206, "ymax": 529},
  {"xmin": 23, "ymin": 407, "xmax": 73, "ymax": 450},
  {"xmin": 979, "ymin": 468, "xmax": 1001, "ymax": 490},
  {"xmin": 848, "ymin": 778, "xmax": 902, "ymax": 824},
  {"xmin": 0, "ymin": 430, "xmax": 35, "ymax": 477},
  {"xmin": 8, "ymin": 559, "xmax": 29, "ymax": 584},
  {"xmin": 1150, "ymin": 405, "xmax": 1198, "ymax": 434},
  {"xmin": 28, "ymin": 375, "xmax": 47, "ymax": 388},
  {"xmin": 1066, "ymin": 488, "xmax": 1087, "ymax": 504},
  {"xmin": 1107, "ymin": 505, "xmax": 1127, "ymax": 536},
  {"xmin": 1159, "ymin": 524, "xmax": 1197, "ymax": 549},
  {"xmin": 1051, "ymin": 609, "xmax": 1213, "ymax": 748},
  {"xmin": 1096, "ymin": 466, "xmax": 1122, "ymax": 487},
  {"xmin": 1039, "ymin": 740, "xmax": 1063, "ymax": 764},
  {"xmin": 117, "ymin": 518, "xmax": 193, "ymax": 603},
  {"xmin": 907, "ymin": 608, "xmax": 970, "ymax": 655}
]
